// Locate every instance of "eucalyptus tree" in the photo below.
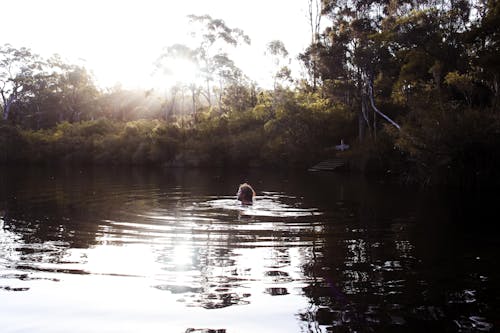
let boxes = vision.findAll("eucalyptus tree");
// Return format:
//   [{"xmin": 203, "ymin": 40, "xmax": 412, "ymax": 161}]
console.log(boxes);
[
  {"xmin": 466, "ymin": 0, "xmax": 500, "ymax": 107},
  {"xmin": 265, "ymin": 40, "xmax": 293, "ymax": 115},
  {"xmin": 303, "ymin": 0, "xmax": 322, "ymax": 89},
  {"xmin": 266, "ymin": 40, "xmax": 292, "ymax": 90},
  {"xmin": 0, "ymin": 46, "xmax": 100, "ymax": 127},
  {"xmin": 304, "ymin": 0, "xmax": 481, "ymax": 140},
  {"xmin": 210, "ymin": 53, "xmax": 245, "ymax": 112},
  {"xmin": 302, "ymin": 0, "xmax": 481, "ymax": 140},
  {"xmin": 304, "ymin": 0, "xmax": 381, "ymax": 110},
  {"xmin": 186, "ymin": 14, "xmax": 250, "ymax": 107},
  {"xmin": 157, "ymin": 15, "xmax": 250, "ymax": 116},
  {"xmin": 389, "ymin": 0, "xmax": 500, "ymax": 175},
  {"xmin": 47, "ymin": 56, "xmax": 100, "ymax": 122},
  {"xmin": 20, "ymin": 55, "xmax": 63, "ymax": 128},
  {"xmin": 0, "ymin": 44, "xmax": 44, "ymax": 121},
  {"xmin": 311, "ymin": 0, "xmax": 499, "ymax": 184}
]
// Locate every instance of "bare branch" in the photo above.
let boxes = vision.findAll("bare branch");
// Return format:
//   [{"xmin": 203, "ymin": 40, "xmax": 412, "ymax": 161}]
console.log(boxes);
[{"xmin": 367, "ymin": 80, "xmax": 401, "ymax": 130}]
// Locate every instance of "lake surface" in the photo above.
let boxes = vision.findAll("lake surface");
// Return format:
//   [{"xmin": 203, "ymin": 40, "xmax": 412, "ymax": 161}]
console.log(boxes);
[{"xmin": 0, "ymin": 167, "xmax": 498, "ymax": 333}]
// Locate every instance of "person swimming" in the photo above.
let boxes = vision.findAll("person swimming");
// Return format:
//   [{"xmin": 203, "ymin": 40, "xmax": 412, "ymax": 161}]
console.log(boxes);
[{"xmin": 237, "ymin": 183, "xmax": 256, "ymax": 205}]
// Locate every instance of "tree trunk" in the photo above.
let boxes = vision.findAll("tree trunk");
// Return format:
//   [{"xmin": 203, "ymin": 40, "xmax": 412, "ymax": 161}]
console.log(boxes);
[
  {"xmin": 2, "ymin": 95, "xmax": 15, "ymax": 121},
  {"xmin": 492, "ymin": 74, "xmax": 499, "ymax": 107},
  {"xmin": 205, "ymin": 78, "xmax": 211, "ymax": 107},
  {"xmin": 191, "ymin": 86, "xmax": 196, "ymax": 115},
  {"xmin": 3, "ymin": 104, "xmax": 10, "ymax": 121},
  {"xmin": 358, "ymin": 103, "xmax": 366, "ymax": 142}
]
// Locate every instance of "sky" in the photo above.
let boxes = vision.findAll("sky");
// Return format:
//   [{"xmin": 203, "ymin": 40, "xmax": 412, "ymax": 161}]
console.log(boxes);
[{"xmin": 1, "ymin": 0, "xmax": 313, "ymax": 90}]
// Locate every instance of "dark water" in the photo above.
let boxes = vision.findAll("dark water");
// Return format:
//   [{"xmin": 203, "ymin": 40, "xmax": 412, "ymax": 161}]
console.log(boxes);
[{"xmin": 0, "ymin": 167, "xmax": 498, "ymax": 333}]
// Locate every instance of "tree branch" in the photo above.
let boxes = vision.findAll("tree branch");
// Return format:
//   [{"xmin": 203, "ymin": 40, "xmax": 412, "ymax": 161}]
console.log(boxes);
[{"xmin": 367, "ymin": 79, "xmax": 400, "ymax": 130}]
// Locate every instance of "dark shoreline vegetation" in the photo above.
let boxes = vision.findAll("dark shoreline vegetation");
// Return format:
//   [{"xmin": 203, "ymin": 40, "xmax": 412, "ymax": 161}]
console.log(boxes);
[{"xmin": 1, "ymin": 1, "xmax": 500, "ymax": 188}]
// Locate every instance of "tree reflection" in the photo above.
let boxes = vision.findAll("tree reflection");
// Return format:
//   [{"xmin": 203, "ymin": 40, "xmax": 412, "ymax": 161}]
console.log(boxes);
[
  {"xmin": 295, "ymin": 181, "xmax": 497, "ymax": 333},
  {"xmin": 0, "ymin": 167, "xmax": 496, "ymax": 332}
]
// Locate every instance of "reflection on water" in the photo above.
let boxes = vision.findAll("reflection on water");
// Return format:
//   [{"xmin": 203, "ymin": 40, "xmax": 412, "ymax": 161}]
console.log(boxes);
[
  {"xmin": 203, "ymin": 193, "xmax": 322, "ymax": 218},
  {"xmin": 0, "ymin": 167, "xmax": 498, "ymax": 332}
]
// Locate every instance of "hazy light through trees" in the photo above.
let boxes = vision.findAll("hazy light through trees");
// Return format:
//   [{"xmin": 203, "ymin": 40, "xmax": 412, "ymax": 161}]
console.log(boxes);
[{"xmin": 2, "ymin": 0, "xmax": 311, "ymax": 89}]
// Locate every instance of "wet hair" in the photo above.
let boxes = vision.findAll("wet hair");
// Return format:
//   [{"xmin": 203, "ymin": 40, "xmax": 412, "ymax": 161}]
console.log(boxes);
[{"xmin": 237, "ymin": 183, "xmax": 255, "ymax": 204}]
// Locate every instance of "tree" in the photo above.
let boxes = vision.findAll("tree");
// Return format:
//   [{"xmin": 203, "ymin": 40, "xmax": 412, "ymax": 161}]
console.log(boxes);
[
  {"xmin": 265, "ymin": 40, "xmax": 293, "ymax": 115},
  {"xmin": 0, "ymin": 47, "xmax": 100, "ymax": 127},
  {"xmin": 53, "ymin": 62, "xmax": 100, "ymax": 122},
  {"xmin": 308, "ymin": 1, "xmax": 393, "ymax": 141},
  {"xmin": 466, "ymin": 0, "xmax": 500, "ymax": 107},
  {"xmin": 156, "ymin": 16, "xmax": 250, "ymax": 115},
  {"xmin": 0, "ymin": 44, "xmax": 44, "ymax": 121},
  {"xmin": 266, "ymin": 40, "xmax": 291, "ymax": 89},
  {"xmin": 187, "ymin": 14, "xmax": 250, "ymax": 107},
  {"xmin": 305, "ymin": 0, "xmax": 322, "ymax": 89},
  {"xmin": 211, "ymin": 53, "xmax": 245, "ymax": 112},
  {"xmin": 221, "ymin": 80, "xmax": 258, "ymax": 113}
]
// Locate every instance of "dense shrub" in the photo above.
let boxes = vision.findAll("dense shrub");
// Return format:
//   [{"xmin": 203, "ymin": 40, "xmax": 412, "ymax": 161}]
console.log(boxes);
[
  {"xmin": 0, "ymin": 92, "xmax": 358, "ymax": 168},
  {"xmin": 0, "ymin": 123, "xmax": 27, "ymax": 163}
]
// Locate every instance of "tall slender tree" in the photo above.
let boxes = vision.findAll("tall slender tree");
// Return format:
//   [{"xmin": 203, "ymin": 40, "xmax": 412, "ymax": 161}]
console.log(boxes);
[{"xmin": 187, "ymin": 14, "xmax": 250, "ymax": 107}]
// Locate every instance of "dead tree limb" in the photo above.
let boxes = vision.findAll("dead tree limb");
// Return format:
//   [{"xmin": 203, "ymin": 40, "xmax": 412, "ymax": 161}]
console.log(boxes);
[{"xmin": 368, "ymin": 80, "xmax": 401, "ymax": 130}]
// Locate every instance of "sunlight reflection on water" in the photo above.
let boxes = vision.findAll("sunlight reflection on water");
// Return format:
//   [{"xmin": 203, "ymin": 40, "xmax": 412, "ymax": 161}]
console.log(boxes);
[
  {"xmin": 0, "ymin": 168, "xmax": 498, "ymax": 333},
  {"xmin": 202, "ymin": 193, "xmax": 323, "ymax": 218}
]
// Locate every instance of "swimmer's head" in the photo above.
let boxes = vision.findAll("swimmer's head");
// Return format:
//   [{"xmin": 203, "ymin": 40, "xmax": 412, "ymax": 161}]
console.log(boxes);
[{"xmin": 237, "ymin": 183, "xmax": 255, "ymax": 205}]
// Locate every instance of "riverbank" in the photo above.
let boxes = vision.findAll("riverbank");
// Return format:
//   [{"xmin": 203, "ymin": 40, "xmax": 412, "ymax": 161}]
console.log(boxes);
[{"xmin": 1, "ymin": 118, "xmax": 500, "ymax": 190}]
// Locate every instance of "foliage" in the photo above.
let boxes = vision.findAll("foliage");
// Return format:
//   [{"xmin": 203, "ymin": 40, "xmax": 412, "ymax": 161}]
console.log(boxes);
[
  {"xmin": 1, "ymin": 3, "xmax": 500, "ymax": 187},
  {"xmin": 0, "ymin": 91, "xmax": 351, "ymax": 168},
  {"xmin": 296, "ymin": 0, "xmax": 500, "ymax": 186},
  {"xmin": 155, "ymin": 15, "xmax": 251, "ymax": 111},
  {"xmin": 0, "ymin": 122, "xmax": 27, "ymax": 162}
]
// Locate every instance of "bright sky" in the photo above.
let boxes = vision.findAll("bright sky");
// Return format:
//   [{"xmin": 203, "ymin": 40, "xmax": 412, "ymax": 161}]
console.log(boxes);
[{"xmin": 1, "ymin": 0, "xmax": 312, "ymax": 90}]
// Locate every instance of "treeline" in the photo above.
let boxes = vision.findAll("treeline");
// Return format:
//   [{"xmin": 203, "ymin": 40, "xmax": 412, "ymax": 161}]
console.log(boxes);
[
  {"xmin": 1, "ymin": 1, "xmax": 500, "ymax": 187},
  {"xmin": 0, "ymin": 43, "xmax": 352, "ymax": 168},
  {"xmin": 0, "ymin": 91, "xmax": 352, "ymax": 168}
]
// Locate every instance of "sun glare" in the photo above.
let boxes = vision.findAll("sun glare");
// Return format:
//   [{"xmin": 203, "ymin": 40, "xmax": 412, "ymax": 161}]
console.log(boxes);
[
  {"xmin": 172, "ymin": 244, "xmax": 194, "ymax": 267},
  {"xmin": 91, "ymin": 55, "xmax": 200, "ymax": 92},
  {"xmin": 83, "ymin": 244, "xmax": 159, "ymax": 277},
  {"xmin": 158, "ymin": 57, "xmax": 200, "ymax": 88},
  {"xmin": 3, "ymin": 0, "xmax": 310, "ymax": 91}
]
